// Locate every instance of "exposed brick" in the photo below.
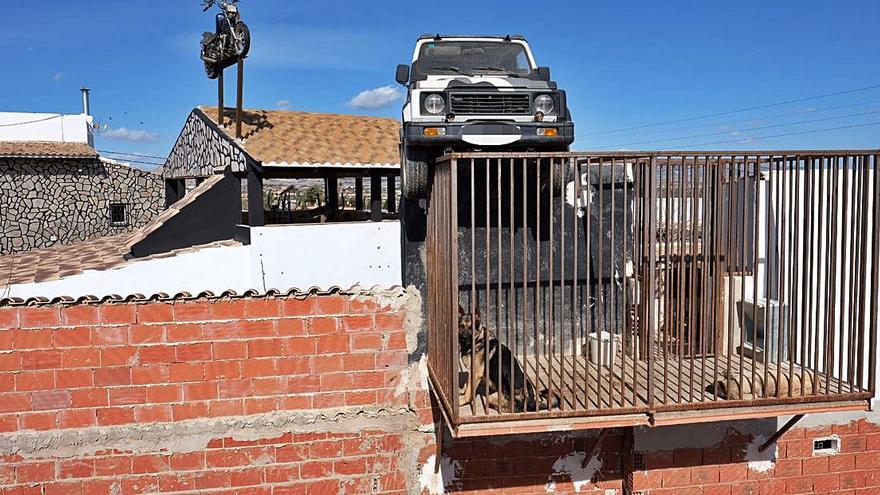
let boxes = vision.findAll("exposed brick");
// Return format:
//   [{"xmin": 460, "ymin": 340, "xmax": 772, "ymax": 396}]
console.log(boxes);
[
  {"xmin": 167, "ymin": 323, "xmax": 203, "ymax": 342},
  {"xmin": 136, "ymin": 303, "xmax": 174, "ymax": 324},
  {"xmin": 13, "ymin": 328, "xmax": 52, "ymax": 349},
  {"xmin": 244, "ymin": 299, "xmax": 281, "ymax": 318},
  {"xmin": 99, "ymin": 305, "xmax": 137, "ymax": 325},
  {"xmin": 53, "ymin": 327, "xmax": 91, "ymax": 347},
  {"xmin": 31, "ymin": 390, "xmax": 72, "ymax": 410},
  {"xmin": 282, "ymin": 298, "xmax": 315, "ymax": 316},
  {"xmin": 19, "ymin": 307, "xmax": 61, "ymax": 328},
  {"xmin": 172, "ymin": 302, "xmax": 212, "ymax": 322}
]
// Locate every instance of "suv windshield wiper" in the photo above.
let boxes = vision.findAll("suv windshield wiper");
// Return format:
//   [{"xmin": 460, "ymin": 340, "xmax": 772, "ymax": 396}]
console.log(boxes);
[
  {"xmin": 429, "ymin": 66, "xmax": 471, "ymax": 76},
  {"xmin": 472, "ymin": 66, "xmax": 520, "ymax": 77}
]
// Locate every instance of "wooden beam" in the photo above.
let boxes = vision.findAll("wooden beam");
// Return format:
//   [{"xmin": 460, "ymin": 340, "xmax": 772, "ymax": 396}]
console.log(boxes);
[
  {"xmin": 370, "ymin": 172, "xmax": 382, "ymax": 222},
  {"xmin": 326, "ymin": 173, "xmax": 338, "ymax": 221},
  {"xmin": 355, "ymin": 178, "xmax": 364, "ymax": 211},
  {"xmin": 386, "ymin": 175, "xmax": 396, "ymax": 213},
  {"xmin": 247, "ymin": 163, "xmax": 265, "ymax": 226}
]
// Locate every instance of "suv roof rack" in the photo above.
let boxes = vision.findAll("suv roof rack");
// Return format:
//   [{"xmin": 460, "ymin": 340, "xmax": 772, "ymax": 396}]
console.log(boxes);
[{"xmin": 417, "ymin": 34, "xmax": 527, "ymax": 41}]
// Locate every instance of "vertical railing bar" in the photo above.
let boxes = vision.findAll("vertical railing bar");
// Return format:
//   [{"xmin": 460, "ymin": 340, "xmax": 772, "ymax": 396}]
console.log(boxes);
[
  {"xmin": 838, "ymin": 155, "xmax": 850, "ymax": 393},
  {"xmin": 762, "ymin": 155, "xmax": 775, "ymax": 399},
  {"xmin": 804, "ymin": 156, "xmax": 816, "ymax": 396},
  {"xmin": 724, "ymin": 156, "xmax": 735, "ymax": 400},
  {"xmin": 829, "ymin": 155, "xmax": 841, "ymax": 395},
  {"xmin": 687, "ymin": 156, "xmax": 698, "ymax": 402},
  {"xmin": 789, "ymin": 155, "xmax": 802, "ymax": 397},
  {"xmin": 495, "ymin": 158, "xmax": 504, "ymax": 413},
  {"xmin": 620, "ymin": 157, "xmax": 629, "ymax": 408},
  {"xmin": 776, "ymin": 155, "xmax": 787, "ymax": 397},
  {"xmin": 558, "ymin": 157, "xmax": 568, "ymax": 410},
  {"xmin": 535, "ymin": 158, "xmax": 542, "ymax": 413},
  {"xmin": 646, "ymin": 156, "xmax": 657, "ymax": 410},
  {"xmin": 676, "ymin": 156, "xmax": 687, "ymax": 403},
  {"xmin": 451, "ymin": 159, "xmax": 460, "ymax": 421},
  {"xmin": 596, "ymin": 157, "xmax": 606, "ymax": 408},
  {"xmin": 571, "ymin": 157, "xmax": 581, "ymax": 409},
  {"xmin": 548, "ymin": 158, "xmax": 558, "ymax": 410},
  {"xmin": 745, "ymin": 156, "xmax": 758, "ymax": 400},
  {"xmin": 612, "ymin": 158, "xmax": 625, "ymax": 408},
  {"xmin": 844, "ymin": 155, "xmax": 858, "ymax": 388},
  {"xmin": 662, "ymin": 157, "xmax": 671, "ymax": 404},
  {"xmin": 700, "ymin": 156, "xmax": 711, "ymax": 402},
  {"xmin": 469, "ymin": 159, "xmax": 477, "ymax": 413},
  {"xmin": 710, "ymin": 155, "xmax": 722, "ymax": 401},
  {"xmin": 484, "ymin": 157, "xmax": 492, "ymax": 414},
  {"xmin": 868, "ymin": 153, "xmax": 879, "ymax": 395},
  {"xmin": 509, "ymin": 158, "xmax": 516, "ymax": 413},
  {"xmin": 583, "ymin": 158, "xmax": 593, "ymax": 410},
  {"xmin": 636, "ymin": 157, "xmax": 650, "ymax": 406},
  {"xmin": 813, "ymin": 155, "xmax": 829, "ymax": 395},
  {"xmin": 522, "ymin": 157, "xmax": 530, "ymax": 413},
  {"xmin": 855, "ymin": 154, "xmax": 870, "ymax": 389}
]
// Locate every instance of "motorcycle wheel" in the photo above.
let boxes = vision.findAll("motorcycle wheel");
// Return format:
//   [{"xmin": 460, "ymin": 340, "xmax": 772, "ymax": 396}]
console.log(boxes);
[
  {"xmin": 204, "ymin": 61, "xmax": 220, "ymax": 80},
  {"xmin": 234, "ymin": 22, "xmax": 251, "ymax": 57}
]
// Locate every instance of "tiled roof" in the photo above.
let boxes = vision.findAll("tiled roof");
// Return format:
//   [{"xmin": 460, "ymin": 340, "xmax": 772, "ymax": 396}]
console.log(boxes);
[
  {"xmin": 0, "ymin": 141, "xmax": 98, "ymax": 159},
  {"xmin": 199, "ymin": 107, "xmax": 400, "ymax": 168},
  {"xmin": 0, "ymin": 235, "xmax": 131, "ymax": 285}
]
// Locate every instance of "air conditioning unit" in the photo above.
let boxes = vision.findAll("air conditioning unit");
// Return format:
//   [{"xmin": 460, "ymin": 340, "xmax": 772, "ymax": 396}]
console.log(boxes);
[{"xmin": 737, "ymin": 298, "xmax": 789, "ymax": 363}]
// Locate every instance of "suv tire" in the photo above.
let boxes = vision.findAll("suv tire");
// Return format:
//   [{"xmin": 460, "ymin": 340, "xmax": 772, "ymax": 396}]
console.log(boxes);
[{"xmin": 402, "ymin": 147, "xmax": 430, "ymax": 200}]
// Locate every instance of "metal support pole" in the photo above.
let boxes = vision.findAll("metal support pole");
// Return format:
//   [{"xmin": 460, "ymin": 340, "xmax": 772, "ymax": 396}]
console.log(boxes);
[
  {"xmin": 217, "ymin": 70, "xmax": 224, "ymax": 125},
  {"xmin": 236, "ymin": 58, "xmax": 244, "ymax": 139},
  {"xmin": 355, "ymin": 177, "xmax": 364, "ymax": 211},
  {"xmin": 759, "ymin": 414, "xmax": 805, "ymax": 453}
]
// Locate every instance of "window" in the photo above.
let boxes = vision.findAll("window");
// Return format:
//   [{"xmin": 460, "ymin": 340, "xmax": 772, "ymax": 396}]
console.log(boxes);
[{"xmin": 109, "ymin": 203, "xmax": 128, "ymax": 226}]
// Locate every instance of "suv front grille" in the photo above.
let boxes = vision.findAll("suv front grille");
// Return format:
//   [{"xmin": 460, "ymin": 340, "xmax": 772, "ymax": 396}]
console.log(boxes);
[{"xmin": 449, "ymin": 93, "xmax": 531, "ymax": 115}]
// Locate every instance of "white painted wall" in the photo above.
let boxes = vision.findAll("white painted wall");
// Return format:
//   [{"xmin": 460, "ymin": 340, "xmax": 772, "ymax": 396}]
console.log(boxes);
[
  {"xmin": 247, "ymin": 222, "xmax": 402, "ymax": 290},
  {"xmin": 1, "ymin": 222, "xmax": 403, "ymax": 300},
  {"xmin": 0, "ymin": 112, "xmax": 94, "ymax": 145}
]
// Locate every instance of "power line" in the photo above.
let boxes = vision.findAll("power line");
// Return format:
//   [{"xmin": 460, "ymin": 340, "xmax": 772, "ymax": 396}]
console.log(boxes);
[
  {"xmin": 596, "ymin": 109, "xmax": 880, "ymax": 149},
  {"xmin": 673, "ymin": 121, "xmax": 880, "ymax": 149},
  {"xmin": 0, "ymin": 114, "xmax": 62, "ymax": 128},
  {"xmin": 98, "ymin": 149, "xmax": 168, "ymax": 160},
  {"xmin": 102, "ymin": 157, "xmax": 164, "ymax": 168},
  {"xmin": 577, "ymin": 83, "xmax": 880, "ymax": 138},
  {"xmin": 588, "ymin": 98, "xmax": 880, "ymax": 143}
]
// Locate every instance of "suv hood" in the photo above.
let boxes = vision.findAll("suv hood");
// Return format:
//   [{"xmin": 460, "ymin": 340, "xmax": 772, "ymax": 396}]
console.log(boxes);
[{"xmin": 414, "ymin": 74, "xmax": 552, "ymax": 91}]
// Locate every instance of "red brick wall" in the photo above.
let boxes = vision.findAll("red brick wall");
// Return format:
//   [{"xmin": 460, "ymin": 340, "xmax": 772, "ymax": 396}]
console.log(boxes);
[
  {"xmin": 1, "ymin": 293, "xmax": 879, "ymax": 495},
  {"xmin": 0, "ymin": 293, "xmax": 429, "ymax": 494}
]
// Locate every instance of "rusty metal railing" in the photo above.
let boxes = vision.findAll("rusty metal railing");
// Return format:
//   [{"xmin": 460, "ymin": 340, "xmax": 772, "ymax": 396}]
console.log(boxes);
[{"xmin": 426, "ymin": 151, "xmax": 879, "ymax": 427}]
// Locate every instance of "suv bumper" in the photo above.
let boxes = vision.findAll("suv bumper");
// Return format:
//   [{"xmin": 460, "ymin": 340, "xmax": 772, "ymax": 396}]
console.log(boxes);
[{"xmin": 404, "ymin": 121, "xmax": 574, "ymax": 148}]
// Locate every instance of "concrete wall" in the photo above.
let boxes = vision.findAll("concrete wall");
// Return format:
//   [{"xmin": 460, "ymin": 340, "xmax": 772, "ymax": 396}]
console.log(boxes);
[
  {"xmin": 0, "ymin": 113, "xmax": 93, "ymax": 145},
  {"xmin": 0, "ymin": 158, "xmax": 163, "ymax": 254}
]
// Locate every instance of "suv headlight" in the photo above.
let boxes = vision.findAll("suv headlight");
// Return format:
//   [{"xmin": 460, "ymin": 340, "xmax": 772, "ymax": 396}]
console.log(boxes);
[
  {"xmin": 424, "ymin": 94, "xmax": 445, "ymax": 115},
  {"xmin": 534, "ymin": 94, "xmax": 554, "ymax": 114}
]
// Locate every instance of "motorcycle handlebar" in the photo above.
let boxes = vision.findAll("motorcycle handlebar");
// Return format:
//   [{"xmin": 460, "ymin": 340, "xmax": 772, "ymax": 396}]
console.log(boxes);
[{"xmin": 201, "ymin": 0, "xmax": 213, "ymax": 11}]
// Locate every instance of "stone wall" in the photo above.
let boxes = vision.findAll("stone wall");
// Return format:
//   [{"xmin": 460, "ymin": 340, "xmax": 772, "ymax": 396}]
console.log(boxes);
[
  {"xmin": 162, "ymin": 109, "xmax": 248, "ymax": 180},
  {"xmin": 0, "ymin": 158, "xmax": 163, "ymax": 254}
]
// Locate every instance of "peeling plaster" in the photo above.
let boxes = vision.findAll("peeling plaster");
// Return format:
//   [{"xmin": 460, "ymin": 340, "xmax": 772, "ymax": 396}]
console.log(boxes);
[
  {"xmin": 744, "ymin": 435, "xmax": 776, "ymax": 473},
  {"xmin": 544, "ymin": 451, "xmax": 601, "ymax": 493},
  {"xmin": 418, "ymin": 454, "xmax": 459, "ymax": 494}
]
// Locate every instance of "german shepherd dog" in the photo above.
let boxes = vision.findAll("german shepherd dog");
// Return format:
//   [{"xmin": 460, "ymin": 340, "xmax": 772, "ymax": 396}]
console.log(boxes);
[{"xmin": 458, "ymin": 304, "xmax": 559, "ymax": 412}]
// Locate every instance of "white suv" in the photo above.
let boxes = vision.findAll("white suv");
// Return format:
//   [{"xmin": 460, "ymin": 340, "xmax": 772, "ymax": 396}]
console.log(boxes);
[{"xmin": 395, "ymin": 34, "xmax": 574, "ymax": 198}]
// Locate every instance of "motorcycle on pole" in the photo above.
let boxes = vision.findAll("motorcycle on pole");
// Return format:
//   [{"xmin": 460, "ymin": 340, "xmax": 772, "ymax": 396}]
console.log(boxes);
[{"xmin": 200, "ymin": 0, "xmax": 251, "ymax": 79}]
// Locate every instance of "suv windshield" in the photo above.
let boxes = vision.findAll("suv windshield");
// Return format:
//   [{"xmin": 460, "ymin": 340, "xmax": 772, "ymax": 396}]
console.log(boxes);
[{"xmin": 412, "ymin": 41, "xmax": 533, "ymax": 80}]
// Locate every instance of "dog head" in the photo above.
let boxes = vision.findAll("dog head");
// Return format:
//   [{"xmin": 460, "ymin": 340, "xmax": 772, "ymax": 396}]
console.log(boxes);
[{"xmin": 458, "ymin": 304, "xmax": 483, "ymax": 353}]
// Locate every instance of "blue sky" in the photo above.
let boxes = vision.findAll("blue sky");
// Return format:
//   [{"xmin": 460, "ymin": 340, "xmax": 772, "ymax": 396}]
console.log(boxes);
[{"xmin": 4, "ymin": 1, "xmax": 880, "ymax": 168}]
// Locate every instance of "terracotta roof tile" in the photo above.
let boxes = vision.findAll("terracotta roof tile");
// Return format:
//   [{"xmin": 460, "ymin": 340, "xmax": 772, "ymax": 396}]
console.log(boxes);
[
  {"xmin": 0, "ymin": 141, "xmax": 98, "ymax": 159},
  {"xmin": 199, "ymin": 107, "xmax": 400, "ymax": 168}
]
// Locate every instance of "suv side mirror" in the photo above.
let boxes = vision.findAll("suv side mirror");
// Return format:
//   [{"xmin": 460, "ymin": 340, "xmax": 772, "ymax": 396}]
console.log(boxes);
[
  {"xmin": 536, "ymin": 67, "xmax": 551, "ymax": 81},
  {"xmin": 395, "ymin": 64, "xmax": 410, "ymax": 85}
]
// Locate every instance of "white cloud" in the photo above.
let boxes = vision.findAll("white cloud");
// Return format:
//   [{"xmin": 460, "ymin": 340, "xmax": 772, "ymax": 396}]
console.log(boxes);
[
  {"xmin": 101, "ymin": 127, "xmax": 159, "ymax": 143},
  {"xmin": 276, "ymin": 99, "xmax": 292, "ymax": 111},
  {"xmin": 52, "ymin": 72, "xmax": 63, "ymax": 84},
  {"xmin": 347, "ymin": 85, "xmax": 402, "ymax": 110}
]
